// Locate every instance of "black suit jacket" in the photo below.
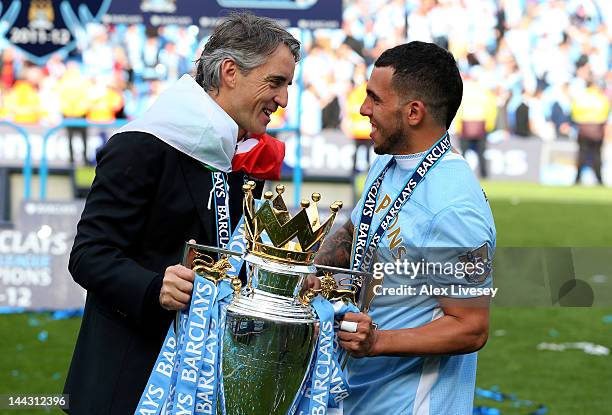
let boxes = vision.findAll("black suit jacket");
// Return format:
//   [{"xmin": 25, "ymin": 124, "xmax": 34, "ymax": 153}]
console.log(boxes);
[{"xmin": 64, "ymin": 132, "xmax": 261, "ymax": 414}]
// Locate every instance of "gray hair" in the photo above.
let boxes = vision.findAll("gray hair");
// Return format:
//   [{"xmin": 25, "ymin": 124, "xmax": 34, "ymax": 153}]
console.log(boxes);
[{"xmin": 195, "ymin": 12, "xmax": 301, "ymax": 92}]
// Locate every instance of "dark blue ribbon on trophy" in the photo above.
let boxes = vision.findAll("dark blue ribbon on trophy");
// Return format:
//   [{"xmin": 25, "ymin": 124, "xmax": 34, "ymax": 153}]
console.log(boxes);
[
  {"xmin": 352, "ymin": 132, "xmax": 452, "ymax": 273},
  {"xmin": 212, "ymin": 172, "xmax": 231, "ymax": 249}
]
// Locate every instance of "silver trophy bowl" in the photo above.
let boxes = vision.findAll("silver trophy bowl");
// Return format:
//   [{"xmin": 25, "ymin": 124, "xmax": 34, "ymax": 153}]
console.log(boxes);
[{"xmin": 222, "ymin": 253, "xmax": 317, "ymax": 415}]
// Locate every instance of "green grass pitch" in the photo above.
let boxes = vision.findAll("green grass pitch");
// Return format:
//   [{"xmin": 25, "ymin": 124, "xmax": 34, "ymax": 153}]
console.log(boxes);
[{"xmin": 1, "ymin": 181, "xmax": 611, "ymax": 414}]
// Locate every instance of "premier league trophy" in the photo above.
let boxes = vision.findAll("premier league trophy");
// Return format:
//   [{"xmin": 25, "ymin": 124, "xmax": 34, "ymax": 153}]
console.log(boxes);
[{"xmin": 182, "ymin": 182, "xmax": 363, "ymax": 414}]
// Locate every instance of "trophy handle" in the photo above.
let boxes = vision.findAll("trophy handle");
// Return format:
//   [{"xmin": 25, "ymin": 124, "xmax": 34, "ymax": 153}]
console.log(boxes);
[
  {"xmin": 174, "ymin": 242, "xmax": 244, "ymax": 336},
  {"xmin": 299, "ymin": 265, "xmax": 377, "ymax": 313}
]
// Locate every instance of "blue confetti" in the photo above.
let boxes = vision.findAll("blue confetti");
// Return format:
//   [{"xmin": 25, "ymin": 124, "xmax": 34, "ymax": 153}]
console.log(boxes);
[
  {"xmin": 52, "ymin": 372, "xmax": 62, "ymax": 381},
  {"xmin": 548, "ymin": 329, "xmax": 559, "ymax": 337},
  {"xmin": 28, "ymin": 317, "xmax": 40, "ymax": 327},
  {"xmin": 38, "ymin": 330, "xmax": 48, "ymax": 342},
  {"xmin": 603, "ymin": 315, "xmax": 612, "ymax": 324},
  {"xmin": 473, "ymin": 406, "xmax": 501, "ymax": 415},
  {"xmin": 475, "ymin": 386, "xmax": 548, "ymax": 415},
  {"xmin": 51, "ymin": 309, "xmax": 84, "ymax": 320},
  {"xmin": 10, "ymin": 370, "xmax": 19, "ymax": 377},
  {"xmin": 15, "ymin": 344, "xmax": 24, "ymax": 351}
]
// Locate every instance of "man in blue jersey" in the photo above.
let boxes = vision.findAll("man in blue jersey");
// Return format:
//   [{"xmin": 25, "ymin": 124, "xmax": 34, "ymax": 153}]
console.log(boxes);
[{"xmin": 316, "ymin": 41, "xmax": 496, "ymax": 414}]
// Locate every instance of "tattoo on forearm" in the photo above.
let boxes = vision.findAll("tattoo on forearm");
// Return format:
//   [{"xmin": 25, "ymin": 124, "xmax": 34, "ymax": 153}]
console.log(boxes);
[{"xmin": 315, "ymin": 220, "xmax": 354, "ymax": 269}]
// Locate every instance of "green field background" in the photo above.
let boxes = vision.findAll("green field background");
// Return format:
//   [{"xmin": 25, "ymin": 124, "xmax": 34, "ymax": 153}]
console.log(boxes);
[{"xmin": 1, "ymin": 182, "xmax": 611, "ymax": 414}]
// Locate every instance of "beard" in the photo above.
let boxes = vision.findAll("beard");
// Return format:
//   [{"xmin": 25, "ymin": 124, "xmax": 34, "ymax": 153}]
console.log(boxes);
[{"xmin": 373, "ymin": 112, "xmax": 407, "ymax": 155}]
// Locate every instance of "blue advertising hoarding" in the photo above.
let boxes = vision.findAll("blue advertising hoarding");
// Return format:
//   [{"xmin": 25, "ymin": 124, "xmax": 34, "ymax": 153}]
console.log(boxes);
[{"xmin": 104, "ymin": 0, "xmax": 342, "ymax": 29}]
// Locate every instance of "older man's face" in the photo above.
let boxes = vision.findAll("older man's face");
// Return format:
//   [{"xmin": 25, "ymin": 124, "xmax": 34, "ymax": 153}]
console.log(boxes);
[{"xmin": 233, "ymin": 44, "xmax": 296, "ymax": 135}]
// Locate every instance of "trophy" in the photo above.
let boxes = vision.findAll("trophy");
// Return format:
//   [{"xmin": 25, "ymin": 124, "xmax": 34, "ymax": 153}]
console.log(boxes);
[{"xmin": 182, "ymin": 183, "xmax": 370, "ymax": 414}]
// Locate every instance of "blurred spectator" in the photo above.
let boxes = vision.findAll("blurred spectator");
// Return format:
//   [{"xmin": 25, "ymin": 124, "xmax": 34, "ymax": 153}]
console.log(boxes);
[
  {"xmin": 142, "ymin": 33, "xmax": 161, "ymax": 81},
  {"xmin": 299, "ymin": 83, "xmax": 323, "ymax": 135},
  {"xmin": 86, "ymin": 78, "xmax": 123, "ymax": 124},
  {"xmin": 344, "ymin": 76, "xmax": 372, "ymax": 200},
  {"xmin": 86, "ymin": 77, "xmax": 124, "ymax": 158},
  {"xmin": 546, "ymin": 83, "xmax": 572, "ymax": 139},
  {"xmin": 514, "ymin": 91, "xmax": 532, "ymax": 138},
  {"xmin": 0, "ymin": 47, "xmax": 17, "ymax": 90},
  {"xmin": 528, "ymin": 89, "xmax": 556, "ymax": 141},
  {"xmin": 456, "ymin": 69, "xmax": 497, "ymax": 178},
  {"xmin": 57, "ymin": 62, "xmax": 93, "ymax": 164},
  {"xmin": 0, "ymin": 0, "xmax": 608, "ymax": 165},
  {"xmin": 572, "ymin": 80, "xmax": 610, "ymax": 185},
  {"xmin": 3, "ymin": 65, "xmax": 43, "ymax": 124},
  {"xmin": 82, "ymin": 24, "xmax": 114, "ymax": 85}
]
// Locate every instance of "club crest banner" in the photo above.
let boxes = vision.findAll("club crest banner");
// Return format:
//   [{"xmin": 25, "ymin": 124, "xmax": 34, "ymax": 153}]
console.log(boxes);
[{"xmin": 0, "ymin": 0, "xmax": 111, "ymax": 64}]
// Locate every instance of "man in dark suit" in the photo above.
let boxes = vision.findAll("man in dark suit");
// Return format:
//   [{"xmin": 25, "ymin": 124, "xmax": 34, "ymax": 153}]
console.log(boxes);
[{"xmin": 63, "ymin": 13, "xmax": 299, "ymax": 414}]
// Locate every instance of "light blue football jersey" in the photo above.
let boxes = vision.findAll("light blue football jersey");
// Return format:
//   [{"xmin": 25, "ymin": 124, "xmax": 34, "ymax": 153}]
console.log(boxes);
[{"xmin": 345, "ymin": 149, "xmax": 496, "ymax": 415}]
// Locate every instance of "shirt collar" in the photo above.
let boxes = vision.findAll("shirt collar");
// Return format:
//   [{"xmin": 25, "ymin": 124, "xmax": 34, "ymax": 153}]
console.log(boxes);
[{"xmin": 393, "ymin": 151, "xmax": 427, "ymax": 170}]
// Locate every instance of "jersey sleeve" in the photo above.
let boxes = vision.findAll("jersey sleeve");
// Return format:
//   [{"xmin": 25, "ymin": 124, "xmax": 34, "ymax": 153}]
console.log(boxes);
[{"xmin": 420, "ymin": 203, "xmax": 496, "ymax": 298}]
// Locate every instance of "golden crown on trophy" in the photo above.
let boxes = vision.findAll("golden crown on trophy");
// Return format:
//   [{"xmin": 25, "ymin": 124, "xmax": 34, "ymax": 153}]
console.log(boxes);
[{"xmin": 242, "ymin": 181, "xmax": 342, "ymax": 265}]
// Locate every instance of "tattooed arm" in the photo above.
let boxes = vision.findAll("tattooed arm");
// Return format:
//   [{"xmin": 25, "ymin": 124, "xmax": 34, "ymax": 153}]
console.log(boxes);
[{"xmin": 314, "ymin": 219, "xmax": 354, "ymax": 270}]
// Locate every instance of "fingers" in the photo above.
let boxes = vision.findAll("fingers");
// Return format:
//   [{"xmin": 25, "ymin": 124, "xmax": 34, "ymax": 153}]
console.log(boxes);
[
  {"xmin": 340, "ymin": 313, "xmax": 373, "ymax": 333},
  {"xmin": 342, "ymin": 312, "xmax": 372, "ymax": 324},
  {"xmin": 336, "ymin": 312, "xmax": 377, "ymax": 357},
  {"xmin": 338, "ymin": 339, "xmax": 368, "ymax": 358},
  {"xmin": 159, "ymin": 265, "xmax": 195, "ymax": 311},
  {"xmin": 337, "ymin": 328, "xmax": 369, "ymax": 342},
  {"xmin": 305, "ymin": 275, "xmax": 321, "ymax": 290},
  {"xmin": 299, "ymin": 274, "xmax": 321, "ymax": 297},
  {"xmin": 160, "ymin": 297, "xmax": 187, "ymax": 311},
  {"xmin": 167, "ymin": 264, "xmax": 195, "ymax": 282}
]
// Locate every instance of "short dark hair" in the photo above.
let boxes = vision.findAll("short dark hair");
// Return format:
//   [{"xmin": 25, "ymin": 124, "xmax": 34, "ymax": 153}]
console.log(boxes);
[
  {"xmin": 196, "ymin": 12, "xmax": 300, "ymax": 92},
  {"xmin": 374, "ymin": 41, "xmax": 463, "ymax": 129}
]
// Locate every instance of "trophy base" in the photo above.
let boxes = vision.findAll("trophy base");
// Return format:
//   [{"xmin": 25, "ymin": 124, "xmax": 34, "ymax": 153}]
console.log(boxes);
[{"xmin": 222, "ymin": 290, "xmax": 317, "ymax": 414}]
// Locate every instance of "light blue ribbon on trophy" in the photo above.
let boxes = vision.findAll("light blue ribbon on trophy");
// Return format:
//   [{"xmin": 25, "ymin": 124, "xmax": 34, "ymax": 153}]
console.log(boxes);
[
  {"xmin": 171, "ymin": 276, "xmax": 217, "ymax": 413},
  {"xmin": 195, "ymin": 216, "xmax": 246, "ymax": 415},
  {"xmin": 135, "ymin": 294, "xmax": 192, "ymax": 415},
  {"xmin": 287, "ymin": 296, "xmax": 336, "ymax": 415},
  {"xmin": 194, "ymin": 279, "xmax": 234, "ymax": 414},
  {"xmin": 327, "ymin": 301, "xmax": 358, "ymax": 409},
  {"xmin": 217, "ymin": 291, "xmax": 231, "ymax": 414},
  {"xmin": 136, "ymin": 197, "xmax": 246, "ymax": 415},
  {"xmin": 225, "ymin": 216, "xmax": 246, "ymax": 276},
  {"xmin": 163, "ymin": 312, "xmax": 189, "ymax": 414},
  {"xmin": 134, "ymin": 325, "xmax": 179, "ymax": 415}
]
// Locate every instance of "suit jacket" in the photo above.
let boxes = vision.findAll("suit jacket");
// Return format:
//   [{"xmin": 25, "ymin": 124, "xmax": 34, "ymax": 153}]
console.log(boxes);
[{"xmin": 63, "ymin": 131, "xmax": 261, "ymax": 414}]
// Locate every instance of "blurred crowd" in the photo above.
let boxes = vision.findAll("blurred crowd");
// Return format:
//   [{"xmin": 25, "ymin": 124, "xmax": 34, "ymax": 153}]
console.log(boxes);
[{"xmin": 0, "ymin": 0, "xmax": 610, "ymax": 143}]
